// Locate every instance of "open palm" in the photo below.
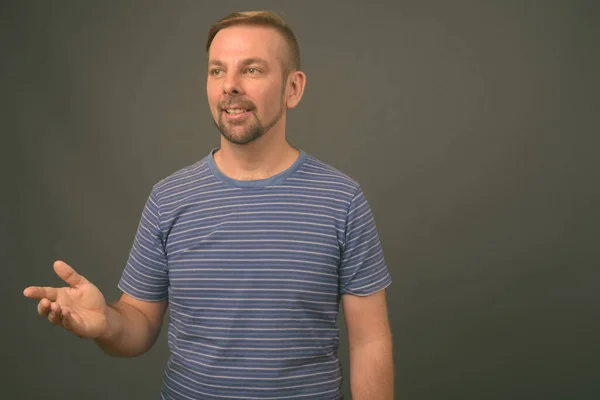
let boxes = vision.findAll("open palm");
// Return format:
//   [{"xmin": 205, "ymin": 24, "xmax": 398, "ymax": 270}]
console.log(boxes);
[{"xmin": 24, "ymin": 261, "xmax": 109, "ymax": 339}]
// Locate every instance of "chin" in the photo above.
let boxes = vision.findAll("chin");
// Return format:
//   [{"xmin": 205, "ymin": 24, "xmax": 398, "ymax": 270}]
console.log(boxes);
[
  {"xmin": 223, "ymin": 134, "xmax": 263, "ymax": 146},
  {"xmin": 218, "ymin": 122, "xmax": 265, "ymax": 145}
]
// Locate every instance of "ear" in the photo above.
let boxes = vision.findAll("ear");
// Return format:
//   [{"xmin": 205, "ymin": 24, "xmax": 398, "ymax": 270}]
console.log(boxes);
[{"xmin": 285, "ymin": 70, "xmax": 307, "ymax": 109}]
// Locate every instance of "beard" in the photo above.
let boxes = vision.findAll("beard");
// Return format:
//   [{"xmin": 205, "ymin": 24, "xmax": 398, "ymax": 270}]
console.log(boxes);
[
  {"xmin": 215, "ymin": 89, "xmax": 287, "ymax": 145},
  {"xmin": 215, "ymin": 109, "xmax": 282, "ymax": 145}
]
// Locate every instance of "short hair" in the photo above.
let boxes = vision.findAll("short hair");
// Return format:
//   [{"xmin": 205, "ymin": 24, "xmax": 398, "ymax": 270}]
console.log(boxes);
[{"xmin": 206, "ymin": 11, "xmax": 301, "ymax": 74}]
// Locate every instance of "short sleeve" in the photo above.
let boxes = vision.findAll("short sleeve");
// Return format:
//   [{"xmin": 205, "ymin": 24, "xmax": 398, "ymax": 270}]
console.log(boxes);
[
  {"xmin": 339, "ymin": 188, "xmax": 392, "ymax": 296},
  {"xmin": 118, "ymin": 189, "xmax": 169, "ymax": 301}
]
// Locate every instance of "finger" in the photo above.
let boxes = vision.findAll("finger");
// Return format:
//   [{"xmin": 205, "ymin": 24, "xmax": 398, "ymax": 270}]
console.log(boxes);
[
  {"xmin": 48, "ymin": 302, "xmax": 63, "ymax": 325},
  {"xmin": 62, "ymin": 309, "xmax": 84, "ymax": 338},
  {"xmin": 37, "ymin": 298, "xmax": 51, "ymax": 316},
  {"xmin": 61, "ymin": 308, "xmax": 72, "ymax": 331},
  {"xmin": 54, "ymin": 260, "xmax": 88, "ymax": 287},
  {"xmin": 24, "ymin": 286, "xmax": 59, "ymax": 301}
]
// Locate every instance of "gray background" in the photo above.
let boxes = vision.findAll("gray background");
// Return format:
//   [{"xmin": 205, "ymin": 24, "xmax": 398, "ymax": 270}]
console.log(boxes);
[{"xmin": 5, "ymin": 0, "xmax": 599, "ymax": 399}]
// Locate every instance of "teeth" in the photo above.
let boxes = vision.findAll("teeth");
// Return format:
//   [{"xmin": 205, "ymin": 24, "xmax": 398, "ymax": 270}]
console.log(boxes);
[{"xmin": 226, "ymin": 109, "xmax": 247, "ymax": 114}]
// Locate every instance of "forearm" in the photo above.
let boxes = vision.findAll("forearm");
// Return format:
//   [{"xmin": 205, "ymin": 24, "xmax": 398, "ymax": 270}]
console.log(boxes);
[
  {"xmin": 349, "ymin": 336, "xmax": 394, "ymax": 400},
  {"xmin": 94, "ymin": 301, "xmax": 160, "ymax": 357}
]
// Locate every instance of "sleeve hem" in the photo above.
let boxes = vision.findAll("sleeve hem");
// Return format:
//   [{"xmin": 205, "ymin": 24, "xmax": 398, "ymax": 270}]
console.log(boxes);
[
  {"xmin": 117, "ymin": 283, "xmax": 169, "ymax": 303},
  {"xmin": 339, "ymin": 279, "xmax": 392, "ymax": 297}
]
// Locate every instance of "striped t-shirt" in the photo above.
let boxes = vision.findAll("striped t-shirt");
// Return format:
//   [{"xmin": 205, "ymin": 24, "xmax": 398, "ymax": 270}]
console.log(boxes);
[{"xmin": 118, "ymin": 148, "xmax": 392, "ymax": 400}]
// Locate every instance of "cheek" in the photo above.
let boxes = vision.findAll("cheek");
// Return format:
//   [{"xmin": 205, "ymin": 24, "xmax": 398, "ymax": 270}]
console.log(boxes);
[
  {"xmin": 206, "ymin": 83, "xmax": 220, "ymax": 106},
  {"xmin": 256, "ymin": 85, "xmax": 285, "ymax": 113}
]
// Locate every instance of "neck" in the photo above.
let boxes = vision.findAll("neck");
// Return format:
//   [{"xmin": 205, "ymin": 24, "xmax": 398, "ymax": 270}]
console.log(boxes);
[{"xmin": 214, "ymin": 126, "xmax": 299, "ymax": 181}]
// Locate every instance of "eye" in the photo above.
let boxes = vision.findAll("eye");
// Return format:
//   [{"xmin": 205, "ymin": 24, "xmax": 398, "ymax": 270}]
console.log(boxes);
[
  {"xmin": 210, "ymin": 68, "xmax": 222, "ymax": 76},
  {"xmin": 246, "ymin": 67, "xmax": 260, "ymax": 74}
]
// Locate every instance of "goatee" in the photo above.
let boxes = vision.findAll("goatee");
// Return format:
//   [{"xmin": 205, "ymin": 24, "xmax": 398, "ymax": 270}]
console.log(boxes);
[{"xmin": 216, "ymin": 103, "xmax": 285, "ymax": 145}]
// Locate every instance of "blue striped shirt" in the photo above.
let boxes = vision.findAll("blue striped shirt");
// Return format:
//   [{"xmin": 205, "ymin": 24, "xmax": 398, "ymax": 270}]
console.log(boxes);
[{"xmin": 118, "ymin": 148, "xmax": 392, "ymax": 399}]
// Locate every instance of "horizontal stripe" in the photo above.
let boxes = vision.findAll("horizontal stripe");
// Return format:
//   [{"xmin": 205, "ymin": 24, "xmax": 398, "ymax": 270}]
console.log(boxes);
[{"xmin": 119, "ymin": 150, "xmax": 390, "ymax": 399}]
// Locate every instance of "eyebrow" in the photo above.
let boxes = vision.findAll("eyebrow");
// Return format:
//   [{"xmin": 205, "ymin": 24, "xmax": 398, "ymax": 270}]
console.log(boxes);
[{"xmin": 208, "ymin": 58, "xmax": 269, "ymax": 68}]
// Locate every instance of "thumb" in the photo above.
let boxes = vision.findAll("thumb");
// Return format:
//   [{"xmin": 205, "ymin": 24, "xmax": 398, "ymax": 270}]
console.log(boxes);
[{"xmin": 53, "ymin": 261, "xmax": 88, "ymax": 288}]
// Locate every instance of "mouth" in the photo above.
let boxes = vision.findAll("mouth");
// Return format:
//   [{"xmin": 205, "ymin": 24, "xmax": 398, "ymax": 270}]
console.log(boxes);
[
  {"xmin": 223, "ymin": 108, "xmax": 250, "ymax": 114},
  {"xmin": 221, "ymin": 107, "xmax": 252, "ymax": 121}
]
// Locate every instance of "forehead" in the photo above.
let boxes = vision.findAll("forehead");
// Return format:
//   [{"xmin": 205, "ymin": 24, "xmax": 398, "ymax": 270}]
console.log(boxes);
[{"xmin": 209, "ymin": 25, "xmax": 286, "ymax": 65}]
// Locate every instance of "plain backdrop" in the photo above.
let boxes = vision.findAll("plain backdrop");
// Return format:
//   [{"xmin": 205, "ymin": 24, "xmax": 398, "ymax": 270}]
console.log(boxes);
[{"xmin": 4, "ymin": 0, "xmax": 599, "ymax": 399}]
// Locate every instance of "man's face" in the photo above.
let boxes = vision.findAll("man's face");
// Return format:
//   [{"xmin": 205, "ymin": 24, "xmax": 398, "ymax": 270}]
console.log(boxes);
[{"xmin": 207, "ymin": 25, "xmax": 290, "ymax": 145}]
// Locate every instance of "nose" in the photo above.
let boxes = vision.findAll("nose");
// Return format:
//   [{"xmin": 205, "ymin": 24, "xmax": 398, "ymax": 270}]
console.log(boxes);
[{"xmin": 223, "ymin": 71, "xmax": 243, "ymax": 96}]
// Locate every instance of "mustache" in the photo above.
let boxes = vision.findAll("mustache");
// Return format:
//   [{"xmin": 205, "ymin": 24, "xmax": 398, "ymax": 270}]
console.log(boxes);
[{"xmin": 219, "ymin": 99, "xmax": 255, "ymax": 110}]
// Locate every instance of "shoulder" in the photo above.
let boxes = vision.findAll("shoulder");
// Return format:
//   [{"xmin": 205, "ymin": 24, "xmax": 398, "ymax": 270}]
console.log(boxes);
[
  {"xmin": 150, "ymin": 156, "xmax": 212, "ymax": 200},
  {"xmin": 299, "ymin": 153, "xmax": 362, "ymax": 195}
]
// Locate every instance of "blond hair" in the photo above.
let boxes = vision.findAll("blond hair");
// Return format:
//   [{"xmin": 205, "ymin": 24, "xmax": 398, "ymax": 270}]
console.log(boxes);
[{"xmin": 206, "ymin": 11, "xmax": 301, "ymax": 74}]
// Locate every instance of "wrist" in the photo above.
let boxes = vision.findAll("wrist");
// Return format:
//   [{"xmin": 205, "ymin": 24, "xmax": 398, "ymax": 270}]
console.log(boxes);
[{"xmin": 95, "ymin": 304, "xmax": 120, "ymax": 341}]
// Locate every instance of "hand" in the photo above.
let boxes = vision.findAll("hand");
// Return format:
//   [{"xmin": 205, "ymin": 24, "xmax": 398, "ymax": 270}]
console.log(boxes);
[{"xmin": 23, "ymin": 261, "xmax": 109, "ymax": 339}]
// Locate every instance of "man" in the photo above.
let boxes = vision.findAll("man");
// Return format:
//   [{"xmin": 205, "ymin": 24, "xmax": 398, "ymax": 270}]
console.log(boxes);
[{"xmin": 24, "ymin": 11, "xmax": 394, "ymax": 399}]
